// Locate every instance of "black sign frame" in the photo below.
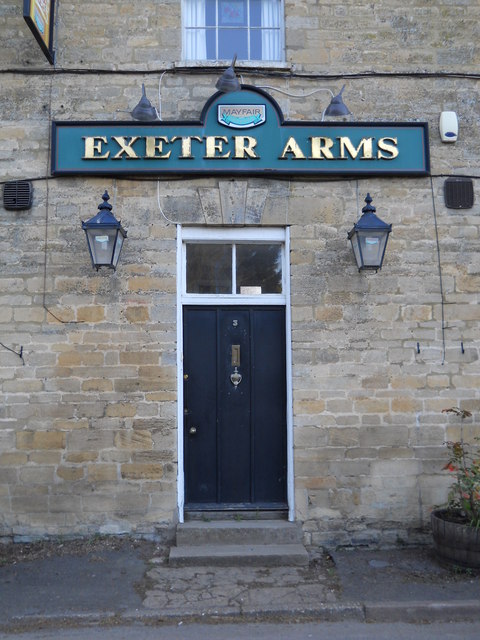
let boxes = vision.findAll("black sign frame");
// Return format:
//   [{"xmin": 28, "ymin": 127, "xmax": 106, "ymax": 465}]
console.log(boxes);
[{"xmin": 23, "ymin": 0, "xmax": 56, "ymax": 65}]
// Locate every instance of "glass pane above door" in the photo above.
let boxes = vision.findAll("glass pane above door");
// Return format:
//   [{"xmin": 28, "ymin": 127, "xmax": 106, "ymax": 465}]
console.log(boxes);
[
  {"xmin": 236, "ymin": 244, "xmax": 282, "ymax": 294},
  {"xmin": 186, "ymin": 243, "xmax": 232, "ymax": 294},
  {"xmin": 184, "ymin": 237, "xmax": 284, "ymax": 298}
]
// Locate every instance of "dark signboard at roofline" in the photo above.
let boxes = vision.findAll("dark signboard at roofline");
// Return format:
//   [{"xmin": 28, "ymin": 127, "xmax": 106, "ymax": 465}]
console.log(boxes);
[
  {"xmin": 51, "ymin": 86, "xmax": 430, "ymax": 177},
  {"xmin": 23, "ymin": 0, "xmax": 56, "ymax": 65}
]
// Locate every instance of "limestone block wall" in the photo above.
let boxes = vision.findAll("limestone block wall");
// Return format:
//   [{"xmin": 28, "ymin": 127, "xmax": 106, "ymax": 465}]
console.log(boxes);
[
  {"xmin": 289, "ymin": 176, "xmax": 480, "ymax": 546},
  {"xmin": 3, "ymin": 2, "xmax": 480, "ymax": 73},
  {"xmin": 0, "ymin": 175, "xmax": 179, "ymax": 537},
  {"xmin": 0, "ymin": 1, "xmax": 479, "ymax": 542}
]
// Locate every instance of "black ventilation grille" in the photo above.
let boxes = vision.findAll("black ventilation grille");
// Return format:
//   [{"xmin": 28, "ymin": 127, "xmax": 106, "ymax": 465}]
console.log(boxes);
[
  {"xmin": 444, "ymin": 177, "xmax": 474, "ymax": 210},
  {"xmin": 3, "ymin": 180, "xmax": 33, "ymax": 211}
]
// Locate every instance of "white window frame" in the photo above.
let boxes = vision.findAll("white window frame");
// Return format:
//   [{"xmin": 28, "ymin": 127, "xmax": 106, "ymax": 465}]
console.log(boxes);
[
  {"xmin": 181, "ymin": 0, "xmax": 285, "ymax": 63},
  {"xmin": 176, "ymin": 225, "xmax": 294, "ymax": 522},
  {"xmin": 182, "ymin": 226, "xmax": 286, "ymax": 304}
]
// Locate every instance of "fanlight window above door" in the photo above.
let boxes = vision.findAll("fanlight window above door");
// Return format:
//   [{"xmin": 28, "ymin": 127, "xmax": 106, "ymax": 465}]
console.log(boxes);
[{"xmin": 185, "ymin": 242, "xmax": 283, "ymax": 295}]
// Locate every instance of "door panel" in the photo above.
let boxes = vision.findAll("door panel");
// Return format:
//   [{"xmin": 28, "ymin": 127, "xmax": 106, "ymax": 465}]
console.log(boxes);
[
  {"xmin": 218, "ymin": 308, "xmax": 251, "ymax": 503},
  {"xmin": 183, "ymin": 308, "xmax": 218, "ymax": 503},
  {"xmin": 251, "ymin": 308, "xmax": 287, "ymax": 502},
  {"xmin": 183, "ymin": 306, "xmax": 287, "ymax": 508}
]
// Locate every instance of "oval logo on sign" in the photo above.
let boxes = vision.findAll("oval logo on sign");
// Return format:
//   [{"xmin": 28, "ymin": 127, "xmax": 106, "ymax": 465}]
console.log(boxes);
[{"xmin": 218, "ymin": 104, "xmax": 266, "ymax": 129}]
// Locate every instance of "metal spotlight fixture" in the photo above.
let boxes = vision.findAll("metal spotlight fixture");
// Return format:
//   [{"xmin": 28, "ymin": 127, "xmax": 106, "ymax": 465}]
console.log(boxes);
[
  {"xmin": 131, "ymin": 84, "xmax": 159, "ymax": 121},
  {"xmin": 323, "ymin": 85, "xmax": 351, "ymax": 118},
  {"xmin": 82, "ymin": 191, "xmax": 127, "ymax": 271},
  {"xmin": 348, "ymin": 194, "xmax": 392, "ymax": 272},
  {"xmin": 215, "ymin": 54, "xmax": 241, "ymax": 93}
]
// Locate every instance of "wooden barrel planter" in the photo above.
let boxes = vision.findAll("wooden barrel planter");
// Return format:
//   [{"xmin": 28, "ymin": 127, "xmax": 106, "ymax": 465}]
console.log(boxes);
[{"xmin": 431, "ymin": 509, "xmax": 480, "ymax": 568}]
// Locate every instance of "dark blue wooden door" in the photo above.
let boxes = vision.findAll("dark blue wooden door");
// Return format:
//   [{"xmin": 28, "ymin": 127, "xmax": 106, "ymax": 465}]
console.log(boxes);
[{"xmin": 183, "ymin": 306, "xmax": 287, "ymax": 508}]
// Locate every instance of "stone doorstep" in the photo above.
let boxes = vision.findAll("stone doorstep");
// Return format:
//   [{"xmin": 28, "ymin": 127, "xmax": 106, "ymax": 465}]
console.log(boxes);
[
  {"xmin": 168, "ymin": 543, "xmax": 309, "ymax": 567},
  {"xmin": 176, "ymin": 519, "xmax": 304, "ymax": 545},
  {"xmin": 184, "ymin": 509, "xmax": 288, "ymax": 521},
  {"xmin": 169, "ymin": 520, "xmax": 308, "ymax": 567},
  {"xmin": 169, "ymin": 520, "xmax": 309, "ymax": 566}
]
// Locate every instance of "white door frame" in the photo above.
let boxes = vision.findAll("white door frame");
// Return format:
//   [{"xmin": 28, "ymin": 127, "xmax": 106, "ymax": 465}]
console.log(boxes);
[{"xmin": 176, "ymin": 225, "xmax": 294, "ymax": 522}]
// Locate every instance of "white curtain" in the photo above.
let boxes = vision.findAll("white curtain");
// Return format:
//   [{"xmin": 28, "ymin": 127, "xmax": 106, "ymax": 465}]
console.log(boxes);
[
  {"xmin": 183, "ymin": 0, "xmax": 207, "ymax": 60},
  {"xmin": 261, "ymin": 0, "xmax": 281, "ymax": 61}
]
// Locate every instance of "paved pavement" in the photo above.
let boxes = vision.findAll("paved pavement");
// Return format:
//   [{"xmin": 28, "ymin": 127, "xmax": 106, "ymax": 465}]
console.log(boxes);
[{"xmin": 1, "ymin": 540, "xmax": 479, "ymax": 631}]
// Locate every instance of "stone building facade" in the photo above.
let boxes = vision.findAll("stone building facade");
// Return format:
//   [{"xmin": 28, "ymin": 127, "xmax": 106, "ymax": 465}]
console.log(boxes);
[{"xmin": 1, "ymin": 1, "xmax": 479, "ymax": 546}]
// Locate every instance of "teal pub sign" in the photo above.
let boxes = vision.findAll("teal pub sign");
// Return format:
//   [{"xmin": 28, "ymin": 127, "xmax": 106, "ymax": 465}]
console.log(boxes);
[{"xmin": 51, "ymin": 87, "xmax": 430, "ymax": 177}]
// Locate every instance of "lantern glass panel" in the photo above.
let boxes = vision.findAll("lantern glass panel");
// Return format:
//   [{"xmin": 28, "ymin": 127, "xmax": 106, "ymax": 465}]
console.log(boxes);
[
  {"xmin": 359, "ymin": 231, "xmax": 386, "ymax": 267},
  {"xmin": 357, "ymin": 230, "xmax": 388, "ymax": 269},
  {"xmin": 112, "ymin": 232, "xmax": 125, "ymax": 268},
  {"xmin": 350, "ymin": 233, "xmax": 362, "ymax": 269},
  {"xmin": 87, "ymin": 228, "xmax": 117, "ymax": 266}
]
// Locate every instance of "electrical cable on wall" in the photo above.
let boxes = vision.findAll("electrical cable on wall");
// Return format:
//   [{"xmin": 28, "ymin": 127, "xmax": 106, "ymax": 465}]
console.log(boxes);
[
  {"xmin": 157, "ymin": 180, "xmax": 177, "ymax": 225},
  {"xmin": 355, "ymin": 180, "xmax": 360, "ymax": 219},
  {"xmin": 2, "ymin": 172, "xmax": 480, "ymax": 188},
  {"xmin": 158, "ymin": 70, "xmax": 167, "ymax": 120},
  {"xmin": 430, "ymin": 176, "xmax": 446, "ymax": 365},
  {"xmin": 2, "ymin": 67, "xmax": 480, "ymax": 81},
  {"xmin": 53, "ymin": 0, "xmax": 60, "ymax": 70},
  {"xmin": 42, "ymin": 72, "xmax": 81, "ymax": 325},
  {"xmin": 0, "ymin": 342, "xmax": 24, "ymax": 365}
]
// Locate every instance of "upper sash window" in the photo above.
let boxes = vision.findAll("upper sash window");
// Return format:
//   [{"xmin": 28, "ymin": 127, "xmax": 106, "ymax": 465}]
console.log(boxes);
[{"xmin": 183, "ymin": 0, "xmax": 283, "ymax": 62}]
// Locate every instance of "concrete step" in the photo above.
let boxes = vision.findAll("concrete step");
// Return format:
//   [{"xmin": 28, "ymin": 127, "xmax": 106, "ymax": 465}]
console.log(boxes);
[
  {"xmin": 169, "ymin": 543, "xmax": 309, "ymax": 567},
  {"xmin": 169, "ymin": 519, "xmax": 309, "ymax": 566},
  {"xmin": 175, "ymin": 519, "xmax": 304, "ymax": 546}
]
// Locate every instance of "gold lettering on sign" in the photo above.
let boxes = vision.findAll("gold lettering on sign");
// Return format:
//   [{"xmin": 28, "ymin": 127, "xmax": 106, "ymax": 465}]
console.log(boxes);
[
  {"xmin": 170, "ymin": 136, "xmax": 203, "ymax": 159},
  {"xmin": 377, "ymin": 137, "xmax": 399, "ymax": 159},
  {"xmin": 204, "ymin": 136, "xmax": 230, "ymax": 159},
  {"xmin": 309, "ymin": 136, "xmax": 334, "ymax": 159},
  {"xmin": 78, "ymin": 130, "xmax": 403, "ymax": 166},
  {"xmin": 111, "ymin": 136, "xmax": 140, "ymax": 159},
  {"xmin": 83, "ymin": 136, "xmax": 110, "ymax": 159},
  {"xmin": 338, "ymin": 137, "xmax": 374, "ymax": 160},
  {"xmin": 279, "ymin": 137, "xmax": 306, "ymax": 160},
  {"xmin": 145, "ymin": 136, "xmax": 171, "ymax": 159},
  {"xmin": 234, "ymin": 136, "xmax": 259, "ymax": 159}
]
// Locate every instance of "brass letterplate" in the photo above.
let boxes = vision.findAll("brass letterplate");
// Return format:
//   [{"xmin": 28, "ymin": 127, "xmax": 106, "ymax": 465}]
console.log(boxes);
[{"xmin": 231, "ymin": 345, "xmax": 241, "ymax": 367}]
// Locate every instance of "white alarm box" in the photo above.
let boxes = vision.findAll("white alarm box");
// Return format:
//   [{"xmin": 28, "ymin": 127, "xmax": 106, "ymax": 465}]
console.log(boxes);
[{"xmin": 439, "ymin": 111, "xmax": 458, "ymax": 143}]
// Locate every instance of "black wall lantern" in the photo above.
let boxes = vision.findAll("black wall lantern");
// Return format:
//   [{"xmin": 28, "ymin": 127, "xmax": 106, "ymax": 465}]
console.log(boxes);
[
  {"xmin": 348, "ymin": 194, "xmax": 392, "ymax": 272},
  {"xmin": 82, "ymin": 191, "xmax": 127, "ymax": 271}
]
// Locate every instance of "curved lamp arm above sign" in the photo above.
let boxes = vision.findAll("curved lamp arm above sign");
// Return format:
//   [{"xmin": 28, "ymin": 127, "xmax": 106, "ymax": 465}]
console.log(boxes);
[
  {"xmin": 215, "ymin": 54, "xmax": 242, "ymax": 93},
  {"xmin": 254, "ymin": 84, "xmax": 351, "ymax": 120},
  {"xmin": 214, "ymin": 54, "xmax": 351, "ymax": 120}
]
